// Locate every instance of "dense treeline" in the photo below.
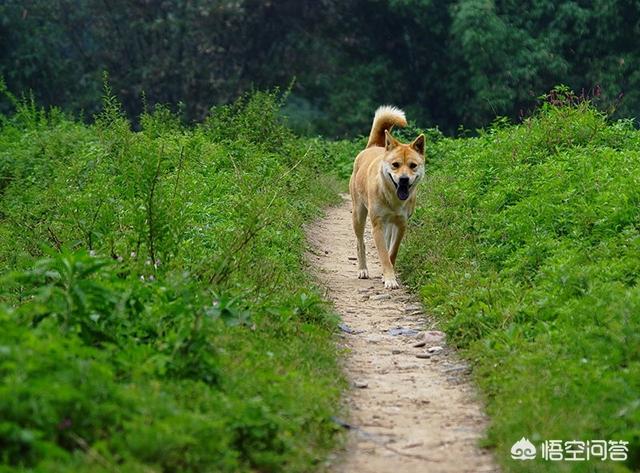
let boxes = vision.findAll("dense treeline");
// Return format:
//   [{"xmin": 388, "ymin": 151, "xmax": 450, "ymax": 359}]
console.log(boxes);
[{"xmin": 2, "ymin": 0, "xmax": 640, "ymax": 135}]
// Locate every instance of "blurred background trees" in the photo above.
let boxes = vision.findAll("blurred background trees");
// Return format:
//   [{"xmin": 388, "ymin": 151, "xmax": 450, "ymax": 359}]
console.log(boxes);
[{"xmin": 2, "ymin": 0, "xmax": 639, "ymax": 136}]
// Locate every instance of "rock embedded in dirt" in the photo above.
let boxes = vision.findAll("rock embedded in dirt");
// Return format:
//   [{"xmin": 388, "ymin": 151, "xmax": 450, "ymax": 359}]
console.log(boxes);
[
  {"xmin": 415, "ymin": 353, "xmax": 431, "ymax": 359},
  {"xmin": 330, "ymin": 417, "xmax": 353, "ymax": 430},
  {"xmin": 442, "ymin": 363, "xmax": 470, "ymax": 374},
  {"xmin": 404, "ymin": 304, "xmax": 422, "ymax": 312},
  {"xmin": 424, "ymin": 330, "xmax": 446, "ymax": 343},
  {"xmin": 412, "ymin": 340, "xmax": 427, "ymax": 348},
  {"xmin": 387, "ymin": 327, "xmax": 420, "ymax": 337},
  {"xmin": 427, "ymin": 346, "xmax": 444, "ymax": 353},
  {"xmin": 339, "ymin": 323, "xmax": 365, "ymax": 335},
  {"xmin": 370, "ymin": 293, "xmax": 391, "ymax": 301},
  {"xmin": 402, "ymin": 441, "xmax": 424, "ymax": 449},
  {"xmin": 354, "ymin": 380, "xmax": 368, "ymax": 389}
]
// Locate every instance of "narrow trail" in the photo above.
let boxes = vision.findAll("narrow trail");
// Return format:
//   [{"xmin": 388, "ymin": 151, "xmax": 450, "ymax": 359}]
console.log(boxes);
[{"xmin": 308, "ymin": 195, "xmax": 498, "ymax": 473}]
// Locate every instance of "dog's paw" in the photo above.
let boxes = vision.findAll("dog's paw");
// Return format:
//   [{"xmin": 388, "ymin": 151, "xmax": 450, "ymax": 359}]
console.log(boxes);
[
  {"xmin": 384, "ymin": 277, "xmax": 400, "ymax": 289},
  {"xmin": 357, "ymin": 269, "xmax": 369, "ymax": 279}
]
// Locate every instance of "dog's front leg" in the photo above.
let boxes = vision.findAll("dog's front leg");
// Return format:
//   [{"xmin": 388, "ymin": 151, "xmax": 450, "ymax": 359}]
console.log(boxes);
[
  {"xmin": 371, "ymin": 217, "xmax": 399, "ymax": 289},
  {"xmin": 352, "ymin": 202, "xmax": 369, "ymax": 279},
  {"xmin": 389, "ymin": 220, "xmax": 407, "ymax": 266}
]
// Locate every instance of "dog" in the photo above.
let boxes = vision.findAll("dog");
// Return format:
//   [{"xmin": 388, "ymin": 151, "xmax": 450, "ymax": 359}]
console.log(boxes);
[{"xmin": 349, "ymin": 106, "xmax": 425, "ymax": 289}]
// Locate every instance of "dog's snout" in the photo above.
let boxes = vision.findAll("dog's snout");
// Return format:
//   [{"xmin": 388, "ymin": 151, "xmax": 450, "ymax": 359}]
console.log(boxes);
[{"xmin": 399, "ymin": 176, "xmax": 410, "ymax": 186}]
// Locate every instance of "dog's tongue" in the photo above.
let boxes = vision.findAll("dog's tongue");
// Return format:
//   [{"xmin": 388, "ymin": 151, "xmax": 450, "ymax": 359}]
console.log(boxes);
[{"xmin": 397, "ymin": 185, "xmax": 410, "ymax": 201}]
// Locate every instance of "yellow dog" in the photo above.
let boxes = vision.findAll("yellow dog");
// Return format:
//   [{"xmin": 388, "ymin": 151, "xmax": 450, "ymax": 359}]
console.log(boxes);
[{"xmin": 349, "ymin": 106, "xmax": 425, "ymax": 289}]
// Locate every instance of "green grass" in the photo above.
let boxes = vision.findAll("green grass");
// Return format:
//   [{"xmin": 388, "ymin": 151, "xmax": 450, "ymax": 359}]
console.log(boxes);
[
  {"xmin": 3, "ymin": 83, "xmax": 639, "ymax": 473},
  {"xmin": 399, "ymin": 94, "xmax": 640, "ymax": 472},
  {"xmin": 0, "ymin": 89, "xmax": 348, "ymax": 472}
]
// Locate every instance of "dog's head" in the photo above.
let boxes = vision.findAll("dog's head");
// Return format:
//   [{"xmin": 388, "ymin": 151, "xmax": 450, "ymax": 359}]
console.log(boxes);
[{"xmin": 382, "ymin": 130, "xmax": 425, "ymax": 201}]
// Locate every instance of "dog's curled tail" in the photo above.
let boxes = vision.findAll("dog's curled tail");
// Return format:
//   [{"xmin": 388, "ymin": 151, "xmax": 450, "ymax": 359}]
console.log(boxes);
[{"xmin": 366, "ymin": 105, "xmax": 407, "ymax": 148}]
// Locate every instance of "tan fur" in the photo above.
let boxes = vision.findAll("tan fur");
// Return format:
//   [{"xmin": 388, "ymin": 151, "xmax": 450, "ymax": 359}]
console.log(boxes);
[
  {"xmin": 366, "ymin": 105, "xmax": 407, "ymax": 148},
  {"xmin": 349, "ymin": 106, "xmax": 425, "ymax": 289}
]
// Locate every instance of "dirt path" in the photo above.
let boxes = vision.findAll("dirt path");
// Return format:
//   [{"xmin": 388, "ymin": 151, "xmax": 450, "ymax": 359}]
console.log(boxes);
[{"xmin": 308, "ymin": 195, "xmax": 498, "ymax": 473}]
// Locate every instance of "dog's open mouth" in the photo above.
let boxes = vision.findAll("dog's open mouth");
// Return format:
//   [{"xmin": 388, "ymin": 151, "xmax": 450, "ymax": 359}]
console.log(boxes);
[
  {"xmin": 388, "ymin": 173, "xmax": 411, "ymax": 201},
  {"xmin": 397, "ymin": 184, "xmax": 410, "ymax": 201}
]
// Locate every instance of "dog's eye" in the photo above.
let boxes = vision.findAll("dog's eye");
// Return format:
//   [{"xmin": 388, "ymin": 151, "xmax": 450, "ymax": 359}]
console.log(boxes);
[
  {"xmin": 392, "ymin": 162, "xmax": 400, "ymax": 169},
  {"xmin": 409, "ymin": 163, "xmax": 417, "ymax": 169}
]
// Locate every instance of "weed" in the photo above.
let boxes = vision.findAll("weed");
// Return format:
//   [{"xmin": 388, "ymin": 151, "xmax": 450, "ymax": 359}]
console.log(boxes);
[
  {"xmin": 0, "ymin": 89, "xmax": 345, "ymax": 471},
  {"xmin": 400, "ymin": 98, "xmax": 640, "ymax": 472}
]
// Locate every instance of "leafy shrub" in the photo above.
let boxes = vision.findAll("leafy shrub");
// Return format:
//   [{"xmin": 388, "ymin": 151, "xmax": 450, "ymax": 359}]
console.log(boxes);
[
  {"xmin": 0, "ymin": 89, "xmax": 344, "ymax": 471},
  {"xmin": 400, "ymin": 97, "xmax": 640, "ymax": 472}
]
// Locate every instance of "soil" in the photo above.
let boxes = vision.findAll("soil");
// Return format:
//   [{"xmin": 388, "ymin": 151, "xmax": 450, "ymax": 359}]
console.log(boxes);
[{"xmin": 307, "ymin": 195, "xmax": 499, "ymax": 473}]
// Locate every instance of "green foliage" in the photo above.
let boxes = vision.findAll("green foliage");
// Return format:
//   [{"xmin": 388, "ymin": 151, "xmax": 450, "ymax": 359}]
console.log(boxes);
[
  {"xmin": 323, "ymin": 138, "xmax": 366, "ymax": 180},
  {"xmin": 3, "ymin": 1, "xmax": 640, "ymax": 135},
  {"xmin": 0, "ymin": 91, "xmax": 345, "ymax": 471},
  {"xmin": 400, "ymin": 97, "xmax": 640, "ymax": 471}
]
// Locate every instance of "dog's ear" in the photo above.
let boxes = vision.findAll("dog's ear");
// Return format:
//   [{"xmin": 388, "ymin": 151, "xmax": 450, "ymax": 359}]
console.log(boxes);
[
  {"xmin": 385, "ymin": 129, "xmax": 399, "ymax": 151},
  {"xmin": 411, "ymin": 134, "xmax": 425, "ymax": 155}
]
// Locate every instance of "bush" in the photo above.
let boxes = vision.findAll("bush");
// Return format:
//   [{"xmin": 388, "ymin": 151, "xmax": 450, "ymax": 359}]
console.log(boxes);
[
  {"xmin": 400, "ymin": 98, "xmax": 640, "ymax": 472},
  {"xmin": 0, "ymin": 90, "xmax": 345, "ymax": 471}
]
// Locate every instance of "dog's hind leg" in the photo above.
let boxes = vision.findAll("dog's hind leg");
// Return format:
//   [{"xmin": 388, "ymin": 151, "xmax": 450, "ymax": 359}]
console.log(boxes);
[{"xmin": 352, "ymin": 203, "xmax": 369, "ymax": 279}]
